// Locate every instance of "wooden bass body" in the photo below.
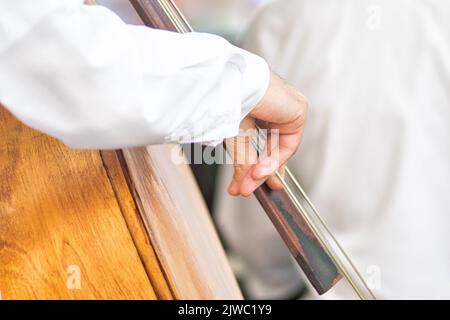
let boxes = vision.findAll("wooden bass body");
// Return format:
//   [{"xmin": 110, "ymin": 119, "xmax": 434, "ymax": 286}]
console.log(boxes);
[{"xmin": 0, "ymin": 106, "xmax": 241, "ymax": 299}]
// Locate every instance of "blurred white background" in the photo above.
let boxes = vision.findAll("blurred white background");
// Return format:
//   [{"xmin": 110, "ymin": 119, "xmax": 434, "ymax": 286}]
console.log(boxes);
[
  {"xmin": 96, "ymin": 0, "xmax": 271, "ymax": 44},
  {"xmin": 175, "ymin": 0, "xmax": 271, "ymax": 43}
]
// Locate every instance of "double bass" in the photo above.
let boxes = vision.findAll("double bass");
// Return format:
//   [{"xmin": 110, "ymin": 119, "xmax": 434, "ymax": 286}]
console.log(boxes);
[{"xmin": 0, "ymin": 0, "xmax": 375, "ymax": 300}]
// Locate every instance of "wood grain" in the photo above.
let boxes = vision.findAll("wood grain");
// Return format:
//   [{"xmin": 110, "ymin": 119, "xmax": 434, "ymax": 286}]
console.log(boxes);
[
  {"xmin": 0, "ymin": 0, "xmax": 243, "ymax": 300},
  {"xmin": 100, "ymin": 150, "xmax": 174, "ymax": 300},
  {"xmin": 122, "ymin": 146, "xmax": 243, "ymax": 299},
  {"xmin": 0, "ymin": 107, "xmax": 156, "ymax": 300},
  {"xmin": 129, "ymin": 0, "xmax": 342, "ymax": 295},
  {"xmin": 128, "ymin": 0, "xmax": 341, "ymax": 295},
  {"xmin": 106, "ymin": 0, "xmax": 243, "ymax": 300}
]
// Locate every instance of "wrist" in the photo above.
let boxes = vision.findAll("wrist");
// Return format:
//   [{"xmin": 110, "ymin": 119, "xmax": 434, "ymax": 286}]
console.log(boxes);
[{"xmin": 237, "ymin": 48, "xmax": 270, "ymax": 119}]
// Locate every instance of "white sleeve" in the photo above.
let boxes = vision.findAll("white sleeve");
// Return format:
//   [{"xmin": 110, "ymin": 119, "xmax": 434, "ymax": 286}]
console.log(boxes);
[{"xmin": 0, "ymin": 0, "xmax": 270, "ymax": 149}]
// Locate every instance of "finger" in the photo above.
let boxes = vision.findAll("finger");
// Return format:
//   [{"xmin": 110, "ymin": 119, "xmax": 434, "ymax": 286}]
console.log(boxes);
[
  {"xmin": 227, "ymin": 178, "xmax": 240, "ymax": 196},
  {"xmin": 239, "ymin": 173, "xmax": 267, "ymax": 197},
  {"xmin": 253, "ymin": 156, "xmax": 280, "ymax": 179},
  {"xmin": 239, "ymin": 156, "xmax": 279, "ymax": 196},
  {"xmin": 253, "ymin": 129, "xmax": 303, "ymax": 182},
  {"xmin": 252, "ymin": 129, "xmax": 282, "ymax": 180},
  {"xmin": 226, "ymin": 118, "xmax": 258, "ymax": 196},
  {"xmin": 233, "ymin": 122, "xmax": 273, "ymax": 196},
  {"xmin": 277, "ymin": 132, "xmax": 303, "ymax": 166},
  {"xmin": 266, "ymin": 165, "xmax": 285, "ymax": 190},
  {"xmin": 227, "ymin": 135, "xmax": 255, "ymax": 195},
  {"xmin": 241, "ymin": 160, "xmax": 285, "ymax": 195}
]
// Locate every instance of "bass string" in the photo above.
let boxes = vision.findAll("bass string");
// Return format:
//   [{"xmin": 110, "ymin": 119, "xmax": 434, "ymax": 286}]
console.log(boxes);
[
  {"xmin": 136, "ymin": 0, "xmax": 376, "ymax": 300},
  {"xmin": 284, "ymin": 166, "xmax": 377, "ymax": 300},
  {"xmin": 253, "ymin": 127, "xmax": 376, "ymax": 300},
  {"xmin": 158, "ymin": 0, "xmax": 192, "ymax": 33}
]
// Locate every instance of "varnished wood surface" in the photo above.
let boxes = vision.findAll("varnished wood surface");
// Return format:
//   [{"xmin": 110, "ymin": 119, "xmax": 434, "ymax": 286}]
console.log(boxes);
[
  {"xmin": 0, "ymin": 107, "xmax": 156, "ymax": 299},
  {"xmin": 123, "ymin": 146, "xmax": 243, "ymax": 299},
  {"xmin": 100, "ymin": 150, "xmax": 174, "ymax": 299},
  {"xmin": 103, "ymin": 0, "xmax": 243, "ymax": 299},
  {"xmin": 0, "ymin": 0, "xmax": 242, "ymax": 300},
  {"xmin": 0, "ymin": 104, "xmax": 241, "ymax": 299},
  {"xmin": 130, "ymin": 0, "xmax": 342, "ymax": 295}
]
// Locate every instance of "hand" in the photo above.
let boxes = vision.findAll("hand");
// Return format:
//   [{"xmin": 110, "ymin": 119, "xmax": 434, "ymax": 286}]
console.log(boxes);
[{"xmin": 226, "ymin": 72, "xmax": 308, "ymax": 197}]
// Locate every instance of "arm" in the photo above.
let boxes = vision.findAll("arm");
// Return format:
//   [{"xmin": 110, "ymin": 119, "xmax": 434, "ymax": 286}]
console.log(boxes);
[
  {"xmin": 0, "ymin": 0, "xmax": 308, "ymax": 197},
  {"xmin": 0, "ymin": 0, "xmax": 269, "ymax": 148}
]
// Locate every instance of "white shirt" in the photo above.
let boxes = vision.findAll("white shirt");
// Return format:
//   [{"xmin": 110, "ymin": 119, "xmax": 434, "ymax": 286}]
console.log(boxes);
[
  {"xmin": 216, "ymin": 0, "xmax": 450, "ymax": 299},
  {"xmin": 0, "ymin": 0, "xmax": 269, "ymax": 148}
]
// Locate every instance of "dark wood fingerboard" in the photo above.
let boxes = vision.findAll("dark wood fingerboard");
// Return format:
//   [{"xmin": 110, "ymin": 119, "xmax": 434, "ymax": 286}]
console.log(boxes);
[{"xmin": 254, "ymin": 185, "xmax": 342, "ymax": 294}]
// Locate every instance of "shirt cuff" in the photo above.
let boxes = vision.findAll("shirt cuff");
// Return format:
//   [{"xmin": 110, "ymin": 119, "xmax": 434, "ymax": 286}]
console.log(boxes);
[
  {"xmin": 236, "ymin": 46, "xmax": 270, "ymax": 120},
  {"xmin": 200, "ymin": 47, "xmax": 270, "ymax": 147}
]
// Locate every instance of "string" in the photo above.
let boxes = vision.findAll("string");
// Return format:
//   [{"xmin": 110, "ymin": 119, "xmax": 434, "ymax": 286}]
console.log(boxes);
[
  {"xmin": 131, "ymin": 0, "xmax": 377, "ymax": 300},
  {"xmin": 253, "ymin": 126, "xmax": 376, "ymax": 300}
]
